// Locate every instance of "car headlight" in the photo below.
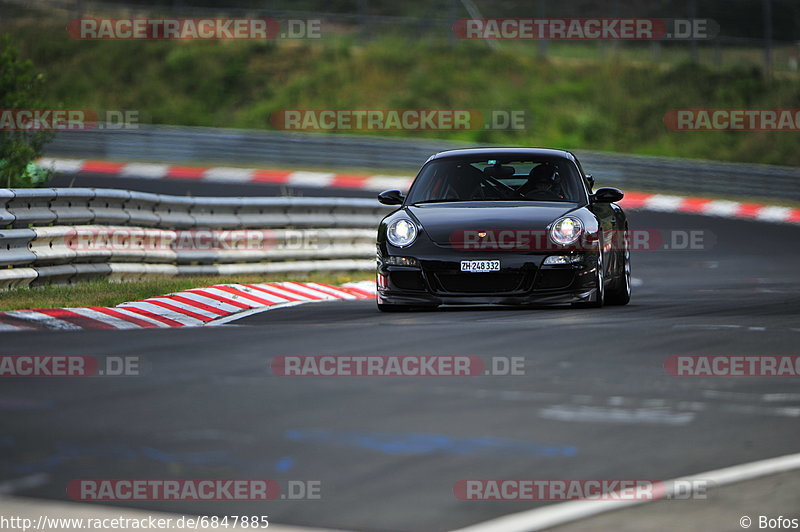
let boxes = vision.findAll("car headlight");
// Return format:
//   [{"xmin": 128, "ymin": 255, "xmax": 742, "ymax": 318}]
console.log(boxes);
[
  {"xmin": 386, "ymin": 217, "xmax": 418, "ymax": 248},
  {"xmin": 549, "ymin": 216, "xmax": 583, "ymax": 246}
]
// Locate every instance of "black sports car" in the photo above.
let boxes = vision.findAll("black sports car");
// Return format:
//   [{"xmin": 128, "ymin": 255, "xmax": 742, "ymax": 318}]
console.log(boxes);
[{"xmin": 375, "ymin": 148, "xmax": 631, "ymax": 311}]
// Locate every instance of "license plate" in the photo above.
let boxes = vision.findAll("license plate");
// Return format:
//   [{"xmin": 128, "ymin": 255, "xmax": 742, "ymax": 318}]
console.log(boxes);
[{"xmin": 460, "ymin": 260, "xmax": 500, "ymax": 273}]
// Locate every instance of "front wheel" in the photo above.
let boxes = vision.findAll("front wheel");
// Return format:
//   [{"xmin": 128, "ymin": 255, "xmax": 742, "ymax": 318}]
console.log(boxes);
[{"xmin": 605, "ymin": 227, "xmax": 631, "ymax": 306}]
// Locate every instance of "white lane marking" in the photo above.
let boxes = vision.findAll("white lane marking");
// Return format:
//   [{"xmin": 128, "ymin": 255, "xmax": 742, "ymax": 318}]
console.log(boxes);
[
  {"xmin": 287, "ymin": 171, "xmax": 335, "ymax": 188},
  {"xmin": 202, "ymin": 167, "xmax": 255, "ymax": 182},
  {"xmin": 120, "ymin": 163, "xmax": 170, "ymax": 178},
  {"xmin": 539, "ymin": 405, "xmax": 695, "ymax": 425},
  {"xmin": 449, "ymin": 452, "xmax": 800, "ymax": 532},
  {"xmin": 38, "ymin": 158, "xmax": 84, "ymax": 173},
  {"xmin": 694, "ymin": 260, "xmax": 719, "ymax": 268},
  {"xmin": 763, "ymin": 393, "xmax": 800, "ymax": 402},
  {"xmin": 723, "ymin": 404, "xmax": 800, "ymax": 417},
  {"xmin": 702, "ymin": 200, "xmax": 742, "ymax": 217},
  {"xmin": 674, "ymin": 324, "xmax": 743, "ymax": 330},
  {"xmin": 413, "ymin": 385, "xmax": 799, "ymax": 419},
  {"xmin": 0, "ymin": 473, "xmax": 50, "ymax": 495},
  {"xmin": 68, "ymin": 307, "xmax": 143, "ymax": 329},
  {"xmin": 702, "ymin": 389, "xmax": 753, "ymax": 401},
  {"xmin": 1, "ymin": 311, "xmax": 83, "ymax": 331},
  {"xmin": 675, "ymin": 324, "xmax": 793, "ymax": 333}
]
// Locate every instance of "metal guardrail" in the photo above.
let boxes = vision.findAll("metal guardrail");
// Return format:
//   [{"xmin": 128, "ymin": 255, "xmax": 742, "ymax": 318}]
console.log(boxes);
[
  {"xmin": 0, "ymin": 188, "xmax": 390, "ymax": 289},
  {"xmin": 44, "ymin": 126, "xmax": 800, "ymax": 201}
]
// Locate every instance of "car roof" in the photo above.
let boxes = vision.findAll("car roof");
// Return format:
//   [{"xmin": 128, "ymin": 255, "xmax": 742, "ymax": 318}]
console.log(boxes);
[{"xmin": 428, "ymin": 147, "xmax": 576, "ymax": 162}]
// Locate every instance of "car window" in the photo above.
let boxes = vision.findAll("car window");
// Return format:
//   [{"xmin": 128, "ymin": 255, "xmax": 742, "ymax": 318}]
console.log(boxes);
[{"xmin": 406, "ymin": 157, "xmax": 586, "ymax": 204}]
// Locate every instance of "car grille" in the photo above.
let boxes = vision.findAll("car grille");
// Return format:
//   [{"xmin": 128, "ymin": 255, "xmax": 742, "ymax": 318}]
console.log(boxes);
[
  {"xmin": 534, "ymin": 270, "xmax": 575, "ymax": 290},
  {"xmin": 391, "ymin": 270, "xmax": 427, "ymax": 291},
  {"xmin": 432, "ymin": 272, "xmax": 527, "ymax": 293}
]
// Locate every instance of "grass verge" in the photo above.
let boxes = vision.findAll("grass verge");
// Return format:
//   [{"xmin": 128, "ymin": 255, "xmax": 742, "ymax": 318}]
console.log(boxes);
[
  {"xmin": 0, "ymin": 271, "xmax": 374, "ymax": 312},
  {"xmin": 4, "ymin": 22, "xmax": 800, "ymax": 166}
]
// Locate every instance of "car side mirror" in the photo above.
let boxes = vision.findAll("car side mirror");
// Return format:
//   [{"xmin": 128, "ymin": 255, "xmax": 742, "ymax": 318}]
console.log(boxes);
[
  {"xmin": 585, "ymin": 174, "xmax": 595, "ymax": 191},
  {"xmin": 591, "ymin": 187, "xmax": 624, "ymax": 203},
  {"xmin": 378, "ymin": 189, "xmax": 405, "ymax": 205}
]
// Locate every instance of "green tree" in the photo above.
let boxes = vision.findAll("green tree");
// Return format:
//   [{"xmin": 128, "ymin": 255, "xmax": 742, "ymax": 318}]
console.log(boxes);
[{"xmin": 0, "ymin": 35, "xmax": 53, "ymax": 188}]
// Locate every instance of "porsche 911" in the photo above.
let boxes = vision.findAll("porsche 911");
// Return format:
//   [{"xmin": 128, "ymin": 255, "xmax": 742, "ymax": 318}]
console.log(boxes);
[{"xmin": 376, "ymin": 148, "xmax": 631, "ymax": 311}]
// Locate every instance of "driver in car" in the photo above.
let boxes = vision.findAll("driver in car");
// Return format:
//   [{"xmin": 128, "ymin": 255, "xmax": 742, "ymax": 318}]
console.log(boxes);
[{"xmin": 517, "ymin": 163, "xmax": 565, "ymax": 200}]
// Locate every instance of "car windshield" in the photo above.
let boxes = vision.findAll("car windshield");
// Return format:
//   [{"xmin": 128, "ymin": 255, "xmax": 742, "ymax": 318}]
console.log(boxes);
[{"xmin": 406, "ymin": 156, "xmax": 586, "ymax": 204}]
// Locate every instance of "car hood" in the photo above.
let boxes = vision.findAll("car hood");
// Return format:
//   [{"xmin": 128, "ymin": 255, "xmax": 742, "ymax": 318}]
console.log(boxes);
[{"xmin": 407, "ymin": 201, "xmax": 581, "ymax": 246}]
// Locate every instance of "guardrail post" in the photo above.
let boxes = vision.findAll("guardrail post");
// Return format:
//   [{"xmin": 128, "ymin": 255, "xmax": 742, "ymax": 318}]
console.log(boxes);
[{"xmin": 0, "ymin": 190, "xmax": 15, "ymax": 228}]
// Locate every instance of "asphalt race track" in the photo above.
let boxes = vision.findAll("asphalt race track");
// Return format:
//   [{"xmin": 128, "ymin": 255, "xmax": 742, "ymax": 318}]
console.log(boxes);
[{"xmin": 1, "ymin": 175, "xmax": 799, "ymax": 530}]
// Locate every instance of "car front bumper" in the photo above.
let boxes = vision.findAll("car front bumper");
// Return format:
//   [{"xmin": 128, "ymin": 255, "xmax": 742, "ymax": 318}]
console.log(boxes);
[{"xmin": 376, "ymin": 244, "xmax": 600, "ymax": 307}]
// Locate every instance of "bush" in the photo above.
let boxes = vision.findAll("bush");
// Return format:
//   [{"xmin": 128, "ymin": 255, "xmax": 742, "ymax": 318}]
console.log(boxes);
[{"xmin": 0, "ymin": 35, "xmax": 53, "ymax": 188}]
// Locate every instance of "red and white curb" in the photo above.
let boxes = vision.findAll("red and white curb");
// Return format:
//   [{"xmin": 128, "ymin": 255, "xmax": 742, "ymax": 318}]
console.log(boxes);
[
  {"xmin": 620, "ymin": 192, "xmax": 800, "ymax": 224},
  {"xmin": 39, "ymin": 157, "xmax": 410, "ymax": 192},
  {"xmin": 0, "ymin": 281, "xmax": 377, "ymax": 332},
  {"xmin": 39, "ymin": 158, "xmax": 800, "ymax": 225}
]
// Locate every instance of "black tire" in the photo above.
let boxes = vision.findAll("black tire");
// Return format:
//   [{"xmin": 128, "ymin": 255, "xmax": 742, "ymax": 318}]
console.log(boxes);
[
  {"xmin": 605, "ymin": 226, "xmax": 631, "ymax": 306},
  {"xmin": 572, "ymin": 253, "xmax": 605, "ymax": 309}
]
